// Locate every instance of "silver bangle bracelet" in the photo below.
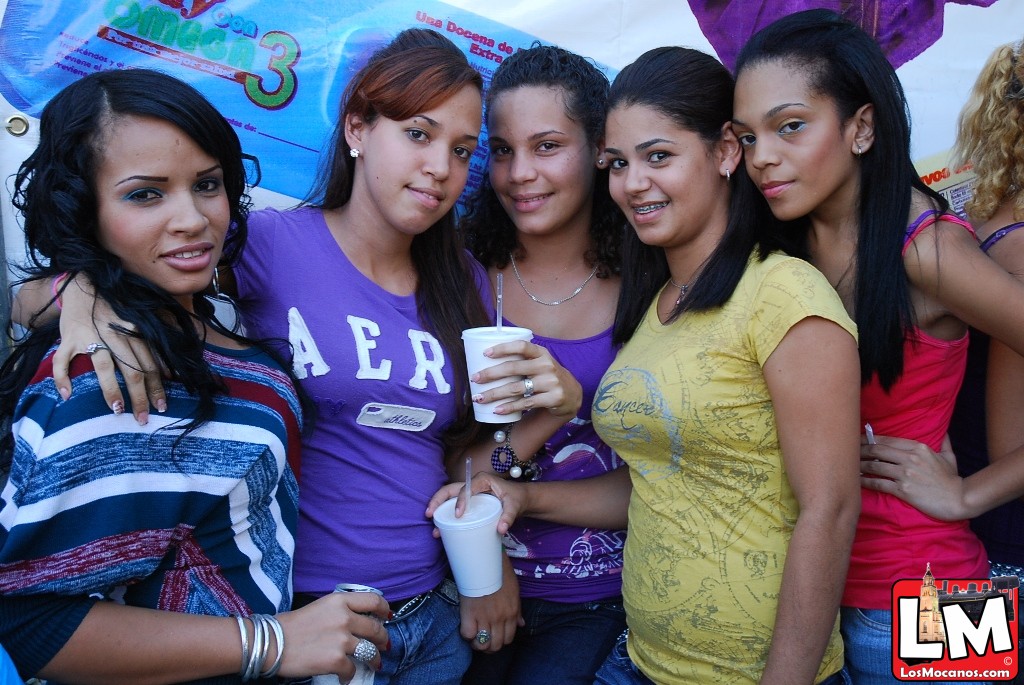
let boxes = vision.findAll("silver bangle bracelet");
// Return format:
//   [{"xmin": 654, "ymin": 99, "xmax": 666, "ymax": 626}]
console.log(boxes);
[
  {"xmin": 243, "ymin": 613, "xmax": 266, "ymax": 681},
  {"xmin": 235, "ymin": 615, "xmax": 250, "ymax": 679},
  {"xmin": 260, "ymin": 614, "xmax": 285, "ymax": 679}
]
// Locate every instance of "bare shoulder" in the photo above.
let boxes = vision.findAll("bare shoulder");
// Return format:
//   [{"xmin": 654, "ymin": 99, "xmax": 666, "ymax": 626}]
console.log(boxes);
[{"xmin": 903, "ymin": 200, "xmax": 976, "ymax": 272}]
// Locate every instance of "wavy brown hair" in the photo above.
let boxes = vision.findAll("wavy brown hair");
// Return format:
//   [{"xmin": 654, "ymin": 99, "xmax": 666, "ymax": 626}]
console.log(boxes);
[{"xmin": 306, "ymin": 29, "xmax": 490, "ymax": 451}]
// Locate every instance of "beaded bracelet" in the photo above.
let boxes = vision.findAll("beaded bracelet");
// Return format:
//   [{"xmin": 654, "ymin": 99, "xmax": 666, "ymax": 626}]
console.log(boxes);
[{"xmin": 490, "ymin": 423, "xmax": 541, "ymax": 481}]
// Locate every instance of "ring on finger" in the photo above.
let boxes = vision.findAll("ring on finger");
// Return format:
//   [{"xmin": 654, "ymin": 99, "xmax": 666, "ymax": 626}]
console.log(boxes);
[
  {"xmin": 352, "ymin": 638, "xmax": 378, "ymax": 663},
  {"xmin": 522, "ymin": 377, "xmax": 534, "ymax": 399},
  {"xmin": 86, "ymin": 342, "xmax": 110, "ymax": 356},
  {"xmin": 476, "ymin": 628, "xmax": 491, "ymax": 645}
]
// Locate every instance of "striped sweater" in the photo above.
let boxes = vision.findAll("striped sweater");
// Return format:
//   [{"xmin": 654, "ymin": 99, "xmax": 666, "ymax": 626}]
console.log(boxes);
[{"xmin": 0, "ymin": 343, "xmax": 302, "ymax": 682}]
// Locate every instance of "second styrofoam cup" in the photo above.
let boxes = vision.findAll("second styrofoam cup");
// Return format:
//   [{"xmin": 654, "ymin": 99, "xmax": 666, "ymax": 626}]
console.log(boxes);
[
  {"xmin": 433, "ymin": 493, "xmax": 503, "ymax": 597},
  {"xmin": 462, "ymin": 326, "xmax": 533, "ymax": 423}
]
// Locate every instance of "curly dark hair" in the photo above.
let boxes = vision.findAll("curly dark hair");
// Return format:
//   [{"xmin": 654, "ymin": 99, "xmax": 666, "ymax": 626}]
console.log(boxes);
[
  {"xmin": 1, "ymin": 68, "xmax": 278, "ymax": 452},
  {"xmin": 461, "ymin": 44, "xmax": 623, "ymax": 277}
]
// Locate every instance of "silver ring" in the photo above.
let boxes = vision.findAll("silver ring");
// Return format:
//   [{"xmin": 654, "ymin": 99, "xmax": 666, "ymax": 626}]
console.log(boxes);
[
  {"xmin": 522, "ymin": 377, "xmax": 534, "ymax": 399},
  {"xmin": 86, "ymin": 342, "xmax": 110, "ymax": 356},
  {"xmin": 476, "ymin": 628, "xmax": 491, "ymax": 645},
  {"xmin": 352, "ymin": 638, "xmax": 378, "ymax": 663}
]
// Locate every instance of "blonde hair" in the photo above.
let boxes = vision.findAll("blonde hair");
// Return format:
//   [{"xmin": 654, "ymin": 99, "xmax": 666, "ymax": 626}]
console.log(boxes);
[{"xmin": 954, "ymin": 40, "xmax": 1024, "ymax": 223}]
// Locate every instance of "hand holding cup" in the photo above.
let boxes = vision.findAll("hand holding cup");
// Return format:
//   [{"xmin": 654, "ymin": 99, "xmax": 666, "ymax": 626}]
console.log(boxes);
[
  {"xmin": 432, "ymin": 493, "xmax": 504, "ymax": 597},
  {"xmin": 464, "ymin": 335, "xmax": 583, "ymax": 422}
]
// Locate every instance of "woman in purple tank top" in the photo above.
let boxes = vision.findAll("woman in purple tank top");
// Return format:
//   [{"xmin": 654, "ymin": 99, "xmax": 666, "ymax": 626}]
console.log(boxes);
[{"xmin": 439, "ymin": 45, "xmax": 629, "ymax": 685}]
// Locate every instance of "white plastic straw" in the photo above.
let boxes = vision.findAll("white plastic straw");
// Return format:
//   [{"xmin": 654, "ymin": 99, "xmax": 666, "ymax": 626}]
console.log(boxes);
[
  {"xmin": 496, "ymin": 273, "xmax": 503, "ymax": 331},
  {"xmin": 464, "ymin": 457, "xmax": 473, "ymax": 513}
]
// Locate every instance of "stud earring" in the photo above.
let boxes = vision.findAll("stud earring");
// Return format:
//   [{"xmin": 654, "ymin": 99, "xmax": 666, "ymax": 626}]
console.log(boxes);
[
  {"xmin": 724, "ymin": 169, "xmax": 731, "ymax": 181},
  {"xmin": 855, "ymin": 144, "xmax": 863, "ymax": 156},
  {"xmin": 596, "ymin": 158, "xmax": 606, "ymax": 168},
  {"xmin": 349, "ymin": 148, "xmax": 360, "ymax": 158}
]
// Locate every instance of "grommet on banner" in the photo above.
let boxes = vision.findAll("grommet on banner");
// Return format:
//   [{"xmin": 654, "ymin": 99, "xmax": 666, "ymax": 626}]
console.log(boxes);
[{"xmin": 5, "ymin": 114, "xmax": 29, "ymax": 137}]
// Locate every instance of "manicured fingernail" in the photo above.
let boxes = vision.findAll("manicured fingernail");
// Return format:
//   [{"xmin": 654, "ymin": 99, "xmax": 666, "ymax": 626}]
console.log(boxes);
[
  {"xmin": 388, "ymin": 612, "xmax": 394, "ymax": 621},
  {"xmin": 111, "ymin": 400, "xmax": 124, "ymax": 415},
  {"xmin": 58, "ymin": 386, "xmax": 70, "ymax": 401},
  {"xmin": 156, "ymin": 399, "xmax": 167, "ymax": 413},
  {"xmin": 472, "ymin": 393, "xmax": 483, "ymax": 403},
  {"xmin": 483, "ymin": 348, "xmax": 494, "ymax": 357},
  {"xmin": 136, "ymin": 411, "xmax": 149, "ymax": 426}
]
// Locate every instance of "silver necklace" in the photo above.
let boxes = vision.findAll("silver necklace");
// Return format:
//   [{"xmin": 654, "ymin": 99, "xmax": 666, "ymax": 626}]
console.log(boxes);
[
  {"xmin": 669, "ymin": 277, "xmax": 689, "ymax": 306},
  {"xmin": 509, "ymin": 253, "xmax": 599, "ymax": 306}
]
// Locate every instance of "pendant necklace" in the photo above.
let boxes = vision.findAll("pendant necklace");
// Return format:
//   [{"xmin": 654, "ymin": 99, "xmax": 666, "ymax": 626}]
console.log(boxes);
[
  {"xmin": 669, "ymin": 277, "xmax": 689, "ymax": 306},
  {"xmin": 509, "ymin": 253, "xmax": 599, "ymax": 306}
]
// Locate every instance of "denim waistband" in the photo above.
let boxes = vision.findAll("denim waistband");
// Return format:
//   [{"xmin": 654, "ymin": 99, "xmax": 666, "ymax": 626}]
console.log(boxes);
[{"xmin": 388, "ymin": 577, "xmax": 459, "ymax": 621}]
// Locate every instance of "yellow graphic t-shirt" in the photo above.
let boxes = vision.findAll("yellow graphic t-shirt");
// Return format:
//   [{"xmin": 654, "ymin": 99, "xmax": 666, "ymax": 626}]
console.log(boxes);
[{"xmin": 592, "ymin": 252, "xmax": 856, "ymax": 685}]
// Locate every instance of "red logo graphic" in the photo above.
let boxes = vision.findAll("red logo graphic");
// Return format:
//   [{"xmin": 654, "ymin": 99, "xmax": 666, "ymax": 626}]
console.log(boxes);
[
  {"xmin": 891, "ymin": 564, "xmax": 1018, "ymax": 681},
  {"xmin": 157, "ymin": 0, "xmax": 227, "ymax": 20}
]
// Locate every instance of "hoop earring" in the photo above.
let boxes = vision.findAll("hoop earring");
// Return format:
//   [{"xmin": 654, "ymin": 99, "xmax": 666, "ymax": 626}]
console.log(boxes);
[
  {"xmin": 856, "ymin": 144, "xmax": 863, "ymax": 156},
  {"xmin": 210, "ymin": 267, "xmax": 241, "ymax": 332},
  {"xmin": 211, "ymin": 267, "xmax": 232, "ymax": 304},
  {"xmin": 724, "ymin": 169, "xmax": 731, "ymax": 181},
  {"xmin": 349, "ymin": 148, "xmax": 360, "ymax": 158}
]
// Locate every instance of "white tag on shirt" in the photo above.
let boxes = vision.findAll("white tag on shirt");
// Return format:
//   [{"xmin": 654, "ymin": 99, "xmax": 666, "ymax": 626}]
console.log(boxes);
[{"xmin": 355, "ymin": 403, "xmax": 436, "ymax": 431}]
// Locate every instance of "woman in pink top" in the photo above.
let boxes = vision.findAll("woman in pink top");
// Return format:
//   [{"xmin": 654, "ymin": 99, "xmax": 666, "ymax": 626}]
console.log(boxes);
[{"xmin": 733, "ymin": 10, "xmax": 1024, "ymax": 684}]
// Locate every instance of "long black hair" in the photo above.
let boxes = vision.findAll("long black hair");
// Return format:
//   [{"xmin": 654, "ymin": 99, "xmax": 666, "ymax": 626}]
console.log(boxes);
[
  {"xmin": 735, "ymin": 9, "xmax": 948, "ymax": 389},
  {"xmin": 1, "ymin": 68, "xmax": 285, "ymax": 453},
  {"xmin": 608, "ymin": 47, "xmax": 774, "ymax": 345},
  {"xmin": 461, "ymin": 43, "xmax": 623, "ymax": 277},
  {"xmin": 305, "ymin": 28, "xmax": 490, "ymax": 450}
]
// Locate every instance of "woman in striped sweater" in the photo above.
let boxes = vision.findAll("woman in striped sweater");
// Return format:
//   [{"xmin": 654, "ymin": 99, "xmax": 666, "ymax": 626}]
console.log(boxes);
[{"xmin": 0, "ymin": 68, "xmax": 388, "ymax": 684}]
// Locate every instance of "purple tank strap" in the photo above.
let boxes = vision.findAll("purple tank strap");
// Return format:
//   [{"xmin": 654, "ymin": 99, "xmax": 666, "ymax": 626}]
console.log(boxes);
[
  {"xmin": 979, "ymin": 222, "xmax": 1024, "ymax": 253},
  {"xmin": 902, "ymin": 210, "xmax": 976, "ymax": 254}
]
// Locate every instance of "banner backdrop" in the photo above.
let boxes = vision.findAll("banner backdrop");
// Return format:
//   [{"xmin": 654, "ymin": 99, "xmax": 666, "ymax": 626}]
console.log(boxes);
[{"xmin": 2, "ymin": 0, "xmax": 1023, "ymax": 269}]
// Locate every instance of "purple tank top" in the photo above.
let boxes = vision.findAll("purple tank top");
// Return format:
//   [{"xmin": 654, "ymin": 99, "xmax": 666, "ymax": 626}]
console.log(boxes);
[{"xmin": 500, "ymin": 320, "xmax": 626, "ymax": 602}]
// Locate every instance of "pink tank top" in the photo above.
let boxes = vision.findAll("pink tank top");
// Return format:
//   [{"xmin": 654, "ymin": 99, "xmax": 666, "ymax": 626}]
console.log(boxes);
[{"xmin": 844, "ymin": 210, "xmax": 988, "ymax": 608}]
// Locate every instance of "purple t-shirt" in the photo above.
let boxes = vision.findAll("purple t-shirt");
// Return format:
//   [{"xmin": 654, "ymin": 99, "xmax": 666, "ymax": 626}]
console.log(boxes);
[
  {"xmin": 501, "ymin": 322, "xmax": 626, "ymax": 602},
  {"xmin": 235, "ymin": 206, "xmax": 484, "ymax": 599}
]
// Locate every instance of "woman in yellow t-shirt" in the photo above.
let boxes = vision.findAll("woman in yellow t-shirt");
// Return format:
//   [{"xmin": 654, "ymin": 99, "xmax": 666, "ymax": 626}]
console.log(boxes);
[{"xmin": 431, "ymin": 46, "xmax": 860, "ymax": 685}]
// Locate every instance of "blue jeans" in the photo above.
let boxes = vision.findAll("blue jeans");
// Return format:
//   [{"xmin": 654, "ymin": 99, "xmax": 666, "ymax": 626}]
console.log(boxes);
[
  {"xmin": 462, "ymin": 596, "xmax": 626, "ymax": 685},
  {"xmin": 593, "ymin": 629, "xmax": 852, "ymax": 685},
  {"xmin": 841, "ymin": 607, "xmax": 989, "ymax": 685},
  {"xmin": 286, "ymin": 581, "xmax": 469, "ymax": 685},
  {"xmin": 592, "ymin": 630, "xmax": 654, "ymax": 685},
  {"xmin": 377, "ymin": 580, "xmax": 470, "ymax": 685}
]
